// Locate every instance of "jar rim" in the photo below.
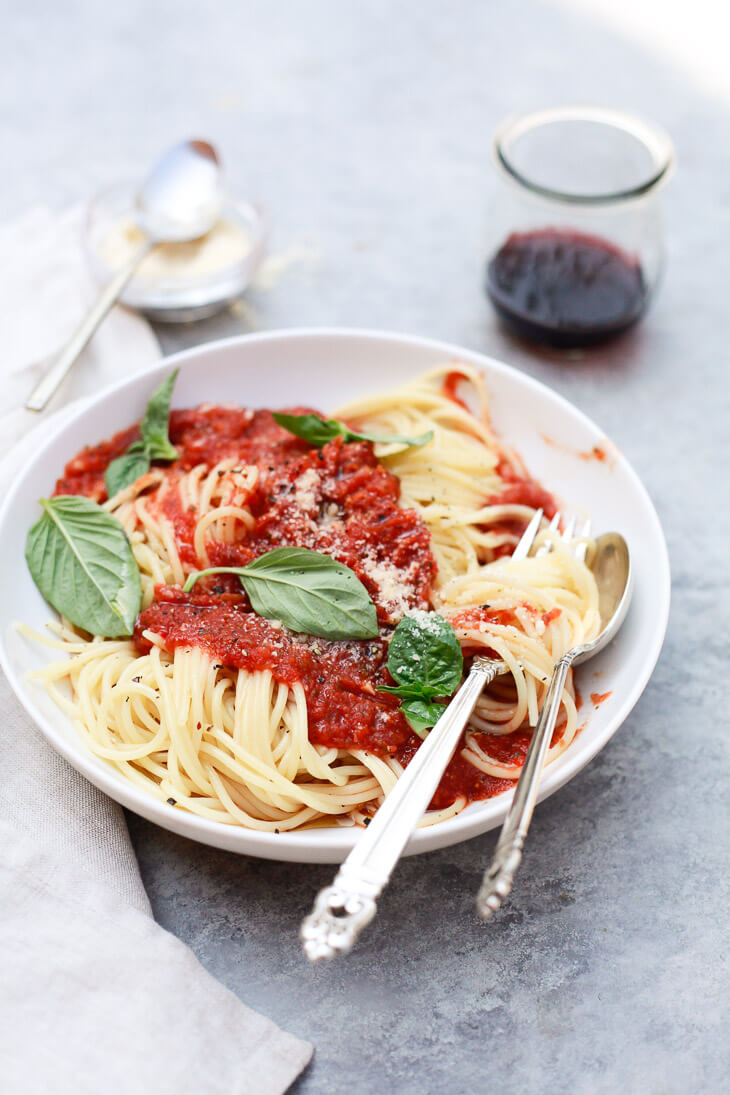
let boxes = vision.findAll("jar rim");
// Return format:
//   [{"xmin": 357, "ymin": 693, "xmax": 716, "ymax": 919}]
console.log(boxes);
[{"xmin": 493, "ymin": 106, "xmax": 675, "ymax": 205}]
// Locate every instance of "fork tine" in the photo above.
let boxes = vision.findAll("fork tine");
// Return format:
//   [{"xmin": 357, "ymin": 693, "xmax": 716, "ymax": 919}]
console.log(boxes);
[
  {"xmin": 573, "ymin": 517, "xmax": 592, "ymax": 562},
  {"xmin": 511, "ymin": 507, "xmax": 543, "ymax": 561},
  {"xmin": 532, "ymin": 511, "xmax": 592, "ymax": 563},
  {"xmin": 536, "ymin": 511, "xmax": 561, "ymax": 557}
]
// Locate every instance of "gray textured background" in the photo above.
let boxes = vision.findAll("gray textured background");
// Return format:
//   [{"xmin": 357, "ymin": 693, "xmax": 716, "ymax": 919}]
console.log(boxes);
[{"xmin": 6, "ymin": 2, "xmax": 729, "ymax": 1092}]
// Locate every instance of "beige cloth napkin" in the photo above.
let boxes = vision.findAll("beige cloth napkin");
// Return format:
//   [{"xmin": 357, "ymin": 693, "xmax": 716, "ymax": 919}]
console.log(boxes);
[{"xmin": 0, "ymin": 206, "xmax": 312, "ymax": 1094}]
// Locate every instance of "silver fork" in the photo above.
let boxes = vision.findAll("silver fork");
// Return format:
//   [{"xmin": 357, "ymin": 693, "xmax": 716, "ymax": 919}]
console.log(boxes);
[
  {"xmin": 476, "ymin": 513, "xmax": 591, "ymax": 919},
  {"xmin": 300, "ymin": 507, "xmax": 546, "ymax": 962}
]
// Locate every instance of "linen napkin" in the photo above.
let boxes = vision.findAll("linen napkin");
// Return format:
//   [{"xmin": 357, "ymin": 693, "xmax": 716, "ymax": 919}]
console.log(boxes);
[{"xmin": 0, "ymin": 205, "xmax": 312, "ymax": 1094}]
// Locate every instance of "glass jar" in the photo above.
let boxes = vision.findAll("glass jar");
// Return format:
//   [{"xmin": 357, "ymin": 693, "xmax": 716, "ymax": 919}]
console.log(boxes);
[{"xmin": 485, "ymin": 107, "xmax": 675, "ymax": 347}]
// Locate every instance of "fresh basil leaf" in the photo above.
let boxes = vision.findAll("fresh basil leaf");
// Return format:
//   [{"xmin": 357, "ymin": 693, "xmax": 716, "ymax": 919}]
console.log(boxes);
[
  {"xmin": 25, "ymin": 496, "xmax": 142, "ymax": 637},
  {"xmin": 105, "ymin": 450, "xmax": 151, "ymax": 498},
  {"xmin": 385, "ymin": 612, "xmax": 463, "ymax": 697},
  {"xmin": 240, "ymin": 548, "xmax": 378, "ymax": 640},
  {"xmin": 273, "ymin": 411, "xmax": 432, "ymax": 450},
  {"xmin": 400, "ymin": 697, "xmax": 446, "ymax": 737},
  {"xmin": 272, "ymin": 412, "xmax": 345, "ymax": 447},
  {"xmin": 139, "ymin": 368, "xmax": 179, "ymax": 460},
  {"xmin": 103, "ymin": 370, "xmax": 179, "ymax": 497},
  {"xmin": 183, "ymin": 548, "xmax": 379, "ymax": 640},
  {"xmin": 376, "ymin": 612, "xmax": 462, "ymax": 734}
]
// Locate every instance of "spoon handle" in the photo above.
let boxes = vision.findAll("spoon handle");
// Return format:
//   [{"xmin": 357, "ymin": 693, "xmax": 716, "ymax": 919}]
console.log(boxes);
[
  {"xmin": 26, "ymin": 241, "xmax": 152, "ymax": 412},
  {"xmin": 476, "ymin": 650, "xmax": 575, "ymax": 919},
  {"xmin": 301, "ymin": 657, "xmax": 503, "ymax": 961}
]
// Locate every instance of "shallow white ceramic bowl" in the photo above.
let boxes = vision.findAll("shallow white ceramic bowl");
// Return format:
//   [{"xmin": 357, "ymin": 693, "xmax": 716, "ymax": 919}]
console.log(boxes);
[{"xmin": 0, "ymin": 329, "xmax": 670, "ymax": 863}]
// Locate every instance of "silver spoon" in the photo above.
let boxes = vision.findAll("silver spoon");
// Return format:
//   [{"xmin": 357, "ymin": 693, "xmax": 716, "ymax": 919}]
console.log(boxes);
[
  {"xmin": 26, "ymin": 139, "xmax": 222, "ymax": 412},
  {"xmin": 476, "ymin": 531, "xmax": 633, "ymax": 918}
]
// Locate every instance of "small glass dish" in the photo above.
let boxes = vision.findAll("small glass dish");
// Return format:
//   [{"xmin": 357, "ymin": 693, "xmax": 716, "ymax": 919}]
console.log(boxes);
[
  {"xmin": 83, "ymin": 183, "xmax": 267, "ymax": 323},
  {"xmin": 485, "ymin": 107, "xmax": 675, "ymax": 347}
]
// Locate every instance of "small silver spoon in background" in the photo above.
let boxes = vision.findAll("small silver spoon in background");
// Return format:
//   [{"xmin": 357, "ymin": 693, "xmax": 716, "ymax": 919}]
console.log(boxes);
[
  {"xmin": 476, "ymin": 531, "xmax": 633, "ymax": 918},
  {"xmin": 26, "ymin": 139, "xmax": 222, "ymax": 412}
]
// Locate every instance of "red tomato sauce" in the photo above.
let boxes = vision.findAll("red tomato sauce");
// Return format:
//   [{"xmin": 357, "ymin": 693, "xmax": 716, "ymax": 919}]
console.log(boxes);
[
  {"xmin": 590, "ymin": 690, "xmax": 612, "ymax": 707},
  {"xmin": 441, "ymin": 370, "xmax": 473, "ymax": 412},
  {"xmin": 397, "ymin": 734, "xmax": 514, "ymax": 808},
  {"xmin": 135, "ymin": 586, "xmax": 411, "ymax": 753},
  {"xmin": 490, "ymin": 456, "xmax": 557, "ymax": 516},
  {"xmin": 55, "ymin": 401, "xmax": 559, "ymax": 811}
]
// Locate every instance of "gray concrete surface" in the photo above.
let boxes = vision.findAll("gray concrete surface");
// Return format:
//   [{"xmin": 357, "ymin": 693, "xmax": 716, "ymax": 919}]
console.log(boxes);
[{"xmin": 6, "ymin": 2, "xmax": 729, "ymax": 1092}]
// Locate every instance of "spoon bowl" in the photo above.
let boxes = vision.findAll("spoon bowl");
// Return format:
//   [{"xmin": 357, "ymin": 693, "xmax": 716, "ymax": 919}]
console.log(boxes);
[
  {"xmin": 136, "ymin": 139, "xmax": 223, "ymax": 242},
  {"xmin": 574, "ymin": 531, "xmax": 632, "ymax": 664}
]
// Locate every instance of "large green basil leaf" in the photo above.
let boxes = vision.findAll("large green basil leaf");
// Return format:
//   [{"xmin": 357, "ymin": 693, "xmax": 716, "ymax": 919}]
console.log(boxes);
[
  {"xmin": 183, "ymin": 547, "xmax": 379, "ymax": 640},
  {"xmin": 25, "ymin": 496, "xmax": 142, "ymax": 637},
  {"xmin": 272, "ymin": 411, "xmax": 432, "ymax": 450}
]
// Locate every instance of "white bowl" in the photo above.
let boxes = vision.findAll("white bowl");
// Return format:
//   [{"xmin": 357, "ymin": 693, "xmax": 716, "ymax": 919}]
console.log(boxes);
[{"xmin": 0, "ymin": 329, "xmax": 670, "ymax": 863}]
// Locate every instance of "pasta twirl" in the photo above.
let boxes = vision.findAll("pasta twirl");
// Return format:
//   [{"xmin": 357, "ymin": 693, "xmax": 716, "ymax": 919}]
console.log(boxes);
[{"xmin": 24, "ymin": 365, "xmax": 599, "ymax": 830}]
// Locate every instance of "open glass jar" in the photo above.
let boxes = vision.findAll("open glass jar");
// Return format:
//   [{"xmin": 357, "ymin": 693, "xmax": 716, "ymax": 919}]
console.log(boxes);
[{"xmin": 485, "ymin": 107, "xmax": 675, "ymax": 347}]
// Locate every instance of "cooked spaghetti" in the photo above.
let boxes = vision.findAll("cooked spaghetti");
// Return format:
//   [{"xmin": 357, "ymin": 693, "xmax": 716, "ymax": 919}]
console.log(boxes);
[{"xmin": 25, "ymin": 365, "xmax": 599, "ymax": 831}]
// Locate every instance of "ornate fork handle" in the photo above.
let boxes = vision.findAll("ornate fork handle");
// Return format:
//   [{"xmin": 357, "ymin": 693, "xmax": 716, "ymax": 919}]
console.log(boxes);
[
  {"xmin": 476, "ymin": 650, "xmax": 576, "ymax": 918},
  {"xmin": 299, "ymin": 867, "xmax": 381, "ymax": 962},
  {"xmin": 301, "ymin": 657, "xmax": 503, "ymax": 961}
]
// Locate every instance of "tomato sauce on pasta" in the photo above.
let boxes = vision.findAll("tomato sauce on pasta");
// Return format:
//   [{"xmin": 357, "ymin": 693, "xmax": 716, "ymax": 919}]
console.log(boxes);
[{"xmin": 27, "ymin": 365, "xmax": 599, "ymax": 832}]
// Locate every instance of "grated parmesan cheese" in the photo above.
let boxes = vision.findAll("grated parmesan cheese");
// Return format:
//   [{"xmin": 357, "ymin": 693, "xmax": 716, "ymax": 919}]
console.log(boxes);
[
  {"xmin": 362, "ymin": 553, "xmax": 420, "ymax": 622},
  {"xmin": 293, "ymin": 467, "xmax": 320, "ymax": 511},
  {"xmin": 404, "ymin": 607, "xmax": 446, "ymax": 634}
]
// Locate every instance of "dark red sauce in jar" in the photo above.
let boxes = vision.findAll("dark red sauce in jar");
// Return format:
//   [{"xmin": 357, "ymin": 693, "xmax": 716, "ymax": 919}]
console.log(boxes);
[{"xmin": 486, "ymin": 228, "xmax": 647, "ymax": 347}]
